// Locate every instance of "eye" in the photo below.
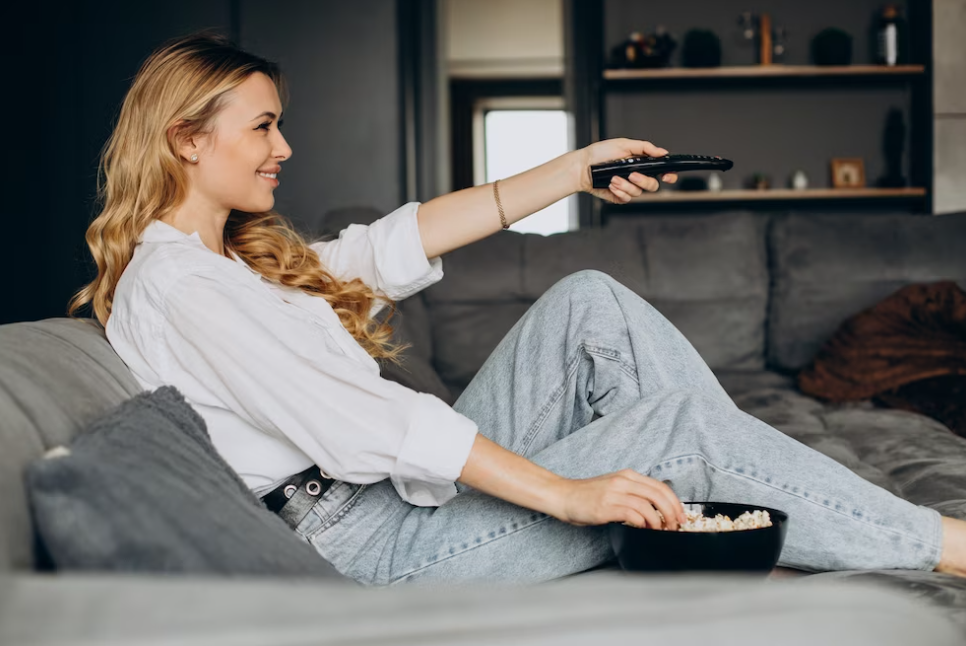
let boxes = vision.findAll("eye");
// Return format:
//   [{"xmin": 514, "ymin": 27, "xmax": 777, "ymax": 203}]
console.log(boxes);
[{"xmin": 256, "ymin": 119, "xmax": 284, "ymax": 132}]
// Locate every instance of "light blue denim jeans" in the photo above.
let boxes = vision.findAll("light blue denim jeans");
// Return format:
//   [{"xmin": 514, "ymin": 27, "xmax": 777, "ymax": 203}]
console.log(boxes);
[{"xmin": 293, "ymin": 270, "xmax": 944, "ymax": 586}]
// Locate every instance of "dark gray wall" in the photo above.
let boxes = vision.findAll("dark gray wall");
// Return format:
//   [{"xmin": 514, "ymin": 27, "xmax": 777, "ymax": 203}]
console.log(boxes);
[
  {"xmin": 603, "ymin": 0, "xmax": 914, "ymax": 191},
  {"xmin": 240, "ymin": 0, "xmax": 402, "ymax": 231},
  {"xmin": 7, "ymin": 0, "xmax": 402, "ymax": 325}
]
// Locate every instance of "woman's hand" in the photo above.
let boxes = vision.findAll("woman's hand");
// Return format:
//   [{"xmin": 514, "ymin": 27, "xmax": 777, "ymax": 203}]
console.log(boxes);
[
  {"xmin": 573, "ymin": 138, "xmax": 678, "ymax": 204},
  {"xmin": 457, "ymin": 434, "xmax": 686, "ymax": 531},
  {"xmin": 552, "ymin": 469, "xmax": 687, "ymax": 530}
]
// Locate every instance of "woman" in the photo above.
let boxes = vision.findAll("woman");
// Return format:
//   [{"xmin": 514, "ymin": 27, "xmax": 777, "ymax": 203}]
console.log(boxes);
[{"xmin": 70, "ymin": 31, "xmax": 966, "ymax": 586}]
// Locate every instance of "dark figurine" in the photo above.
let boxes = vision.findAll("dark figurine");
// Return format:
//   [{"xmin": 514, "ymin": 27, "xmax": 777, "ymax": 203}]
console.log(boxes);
[
  {"xmin": 608, "ymin": 27, "xmax": 677, "ymax": 69},
  {"xmin": 877, "ymin": 107, "xmax": 908, "ymax": 188}
]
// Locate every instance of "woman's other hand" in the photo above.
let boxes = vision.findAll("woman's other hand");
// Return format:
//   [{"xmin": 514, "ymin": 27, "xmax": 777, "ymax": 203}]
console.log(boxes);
[
  {"xmin": 552, "ymin": 469, "xmax": 687, "ymax": 530},
  {"xmin": 573, "ymin": 138, "xmax": 679, "ymax": 204}
]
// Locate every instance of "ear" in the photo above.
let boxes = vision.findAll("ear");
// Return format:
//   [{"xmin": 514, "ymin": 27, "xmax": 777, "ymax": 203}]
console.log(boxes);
[{"xmin": 168, "ymin": 120, "xmax": 199, "ymax": 163}]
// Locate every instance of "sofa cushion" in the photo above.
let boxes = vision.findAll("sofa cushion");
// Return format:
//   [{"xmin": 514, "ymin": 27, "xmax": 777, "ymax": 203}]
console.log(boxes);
[
  {"xmin": 376, "ymin": 296, "xmax": 455, "ymax": 405},
  {"xmin": 424, "ymin": 213, "xmax": 769, "ymax": 392},
  {"xmin": 0, "ymin": 318, "xmax": 143, "ymax": 572},
  {"xmin": 730, "ymin": 376, "xmax": 966, "ymax": 520},
  {"xmin": 629, "ymin": 213, "xmax": 770, "ymax": 371},
  {"xmin": 25, "ymin": 385, "xmax": 348, "ymax": 579},
  {"xmin": 432, "ymin": 301, "xmax": 534, "ymax": 396},
  {"xmin": 768, "ymin": 213, "xmax": 966, "ymax": 372}
]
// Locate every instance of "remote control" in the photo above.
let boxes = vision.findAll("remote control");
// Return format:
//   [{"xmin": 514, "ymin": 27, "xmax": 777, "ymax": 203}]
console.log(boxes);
[{"xmin": 590, "ymin": 154, "xmax": 734, "ymax": 189}]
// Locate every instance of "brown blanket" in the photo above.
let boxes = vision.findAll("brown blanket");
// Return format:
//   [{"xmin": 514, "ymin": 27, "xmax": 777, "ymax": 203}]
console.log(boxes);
[{"xmin": 798, "ymin": 281, "xmax": 966, "ymax": 437}]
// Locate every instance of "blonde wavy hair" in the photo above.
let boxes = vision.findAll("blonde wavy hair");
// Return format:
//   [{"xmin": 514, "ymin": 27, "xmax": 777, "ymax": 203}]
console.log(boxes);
[{"xmin": 68, "ymin": 30, "xmax": 409, "ymax": 366}]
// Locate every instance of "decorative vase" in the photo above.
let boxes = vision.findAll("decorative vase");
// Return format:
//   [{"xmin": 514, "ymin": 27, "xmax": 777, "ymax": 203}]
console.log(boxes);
[{"xmin": 811, "ymin": 28, "xmax": 853, "ymax": 66}]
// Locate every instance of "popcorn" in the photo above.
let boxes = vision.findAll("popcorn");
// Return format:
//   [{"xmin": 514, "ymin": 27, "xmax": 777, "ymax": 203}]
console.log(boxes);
[{"xmin": 676, "ymin": 508, "xmax": 772, "ymax": 532}]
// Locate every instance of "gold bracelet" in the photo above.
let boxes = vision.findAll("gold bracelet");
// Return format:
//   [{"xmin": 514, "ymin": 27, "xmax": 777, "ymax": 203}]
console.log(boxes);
[{"xmin": 493, "ymin": 179, "xmax": 509, "ymax": 230}]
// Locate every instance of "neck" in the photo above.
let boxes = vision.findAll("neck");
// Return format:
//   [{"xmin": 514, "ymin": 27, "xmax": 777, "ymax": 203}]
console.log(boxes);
[{"xmin": 162, "ymin": 194, "xmax": 230, "ymax": 256}]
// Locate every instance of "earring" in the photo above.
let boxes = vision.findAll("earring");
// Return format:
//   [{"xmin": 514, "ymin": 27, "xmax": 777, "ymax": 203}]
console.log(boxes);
[{"xmin": 190, "ymin": 154, "xmax": 198, "ymax": 163}]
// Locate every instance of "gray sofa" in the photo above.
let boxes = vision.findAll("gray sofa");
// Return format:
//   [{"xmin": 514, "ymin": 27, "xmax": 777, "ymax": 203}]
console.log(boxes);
[
  {"xmin": 333, "ymin": 208, "xmax": 966, "ymax": 623},
  {"xmin": 2, "ymin": 209, "xmax": 965, "ymax": 644}
]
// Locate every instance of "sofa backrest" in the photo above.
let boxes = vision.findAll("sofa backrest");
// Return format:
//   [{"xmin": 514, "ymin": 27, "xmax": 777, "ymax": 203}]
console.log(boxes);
[
  {"xmin": 420, "ymin": 212, "xmax": 770, "ymax": 397},
  {"xmin": 767, "ymin": 212, "xmax": 966, "ymax": 372},
  {"xmin": 0, "ymin": 318, "xmax": 142, "ymax": 571}
]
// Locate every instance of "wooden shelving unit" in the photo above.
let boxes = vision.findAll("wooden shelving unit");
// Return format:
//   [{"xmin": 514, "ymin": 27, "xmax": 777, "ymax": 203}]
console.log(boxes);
[
  {"xmin": 565, "ymin": 1, "xmax": 934, "ymax": 226},
  {"xmin": 604, "ymin": 64, "xmax": 925, "ymax": 81},
  {"xmin": 630, "ymin": 187, "xmax": 927, "ymax": 203}
]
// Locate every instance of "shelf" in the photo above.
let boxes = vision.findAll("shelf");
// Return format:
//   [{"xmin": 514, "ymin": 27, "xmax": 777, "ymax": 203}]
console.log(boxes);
[
  {"xmin": 628, "ymin": 187, "xmax": 927, "ymax": 203},
  {"xmin": 604, "ymin": 64, "xmax": 926, "ymax": 81}
]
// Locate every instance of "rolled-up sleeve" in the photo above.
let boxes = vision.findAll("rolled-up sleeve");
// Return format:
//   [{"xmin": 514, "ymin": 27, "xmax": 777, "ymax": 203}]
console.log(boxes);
[
  {"xmin": 309, "ymin": 202, "xmax": 443, "ymax": 304},
  {"xmin": 159, "ymin": 269, "xmax": 478, "ymax": 506}
]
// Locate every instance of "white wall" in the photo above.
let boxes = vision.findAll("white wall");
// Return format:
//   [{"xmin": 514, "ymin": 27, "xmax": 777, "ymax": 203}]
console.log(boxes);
[
  {"xmin": 443, "ymin": 0, "xmax": 563, "ymax": 77},
  {"xmin": 933, "ymin": 0, "xmax": 966, "ymax": 214}
]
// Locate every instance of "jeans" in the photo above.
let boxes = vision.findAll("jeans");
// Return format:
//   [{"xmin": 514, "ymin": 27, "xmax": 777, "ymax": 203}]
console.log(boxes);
[{"xmin": 293, "ymin": 270, "xmax": 944, "ymax": 586}]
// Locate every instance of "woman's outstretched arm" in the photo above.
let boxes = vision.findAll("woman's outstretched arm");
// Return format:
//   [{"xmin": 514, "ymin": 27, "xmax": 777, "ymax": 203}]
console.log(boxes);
[
  {"xmin": 458, "ymin": 432, "xmax": 687, "ymax": 531},
  {"xmin": 415, "ymin": 138, "xmax": 677, "ymax": 259}
]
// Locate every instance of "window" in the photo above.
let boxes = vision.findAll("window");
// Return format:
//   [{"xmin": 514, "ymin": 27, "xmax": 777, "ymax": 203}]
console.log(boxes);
[{"xmin": 472, "ymin": 97, "xmax": 575, "ymax": 236}]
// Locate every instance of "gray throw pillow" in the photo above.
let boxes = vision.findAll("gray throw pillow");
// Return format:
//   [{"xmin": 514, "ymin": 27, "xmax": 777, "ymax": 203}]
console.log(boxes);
[{"xmin": 24, "ymin": 385, "xmax": 349, "ymax": 580}]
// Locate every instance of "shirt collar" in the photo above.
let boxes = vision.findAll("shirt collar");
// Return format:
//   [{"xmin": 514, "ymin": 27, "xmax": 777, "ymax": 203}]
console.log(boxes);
[
  {"xmin": 140, "ymin": 219, "xmax": 206, "ymax": 246},
  {"xmin": 139, "ymin": 219, "xmax": 260, "ymax": 277}
]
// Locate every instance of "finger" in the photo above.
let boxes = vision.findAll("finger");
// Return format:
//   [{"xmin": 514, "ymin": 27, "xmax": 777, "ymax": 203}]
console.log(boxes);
[
  {"xmin": 626, "ymin": 139, "xmax": 668, "ymax": 158},
  {"xmin": 621, "ymin": 502, "xmax": 662, "ymax": 530},
  {"xmin": 612, "ymin": 473, "xmax": 677, "ymax": 530},
  {"xmin": 647, "ymin": 489, "xmax": 684, "ymax": 531},
  {"xmin": 608, "ymin": 182, "xmax": 632, "ymax": 202},
  {"xmin": 627, "ymin": 172, "xmax": 659, "ymax": 192},
  {"xmin": 624, "ymin": 481, "xmax": 679, "ymax": 530},
  {"xmin": 662, "ymin": 173, "xmax": 678, "ymax": 184},
  {"xmin": 614, "ymin": 175, "xmax": 645, "ymax": 196},
  {"xmin": 620, "ymin": 471, "xmax": 686, "ymax": 524},
  {"xmin": 620, "ymin": 508, "xmax": 649, "ymax": 530},
  {"xmin": 650, "ymin": 477, "xmax": 685, "ymax": 513}
]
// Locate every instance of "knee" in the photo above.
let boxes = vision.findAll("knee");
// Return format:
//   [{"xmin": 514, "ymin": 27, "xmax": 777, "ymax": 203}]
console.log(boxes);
[
  {"xmin": 549, "ymin": 269, "xmax": 622, "ymax": 303},
  {"xmin": 657, "ymin": 389, "xmax": 739, "ymax": 441}
]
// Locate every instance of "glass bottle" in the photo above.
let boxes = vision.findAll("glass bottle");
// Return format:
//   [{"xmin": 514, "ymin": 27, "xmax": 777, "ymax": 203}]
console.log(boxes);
[{"xmin": 876, "ymin": 4, "xmax": 904, "ymax": 66}]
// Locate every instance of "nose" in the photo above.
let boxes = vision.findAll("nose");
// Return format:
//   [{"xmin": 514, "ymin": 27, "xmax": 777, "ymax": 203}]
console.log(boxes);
[{"xmin": 274, "ymin": 130, "xmax": 293, "ymax": 162}]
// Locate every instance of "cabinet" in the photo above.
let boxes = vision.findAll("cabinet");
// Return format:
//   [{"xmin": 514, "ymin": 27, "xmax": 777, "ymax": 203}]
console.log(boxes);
[{"xmin": 564, "ymin": 0, "xmax": 933, "ymax": 227}]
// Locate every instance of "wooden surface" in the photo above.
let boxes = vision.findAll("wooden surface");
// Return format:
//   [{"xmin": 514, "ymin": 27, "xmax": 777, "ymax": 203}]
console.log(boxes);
[
  {"xmin": 604, "ymin": 64, "xmax": 926, "ymax": 80},
  {"xmin": 629, "ymin": 187, "xmax": 928, "ymax": 203}
]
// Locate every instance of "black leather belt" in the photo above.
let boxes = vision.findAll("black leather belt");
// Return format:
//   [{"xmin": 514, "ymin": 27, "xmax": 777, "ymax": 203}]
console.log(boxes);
[{"xmin": 259, "ymin": 464, "xmax": 335, "ymax": 530}]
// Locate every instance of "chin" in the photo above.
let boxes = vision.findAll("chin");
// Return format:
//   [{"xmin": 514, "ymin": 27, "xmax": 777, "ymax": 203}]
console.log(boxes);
[{"xmin": 244, "ymin": 198, "xmax": 275, "ymax": 213}]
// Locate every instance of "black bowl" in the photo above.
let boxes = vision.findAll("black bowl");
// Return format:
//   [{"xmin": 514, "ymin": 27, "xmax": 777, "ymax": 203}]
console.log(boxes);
[{"xmin": 609, "ymin": 502, "xmax": 788, "ymax": 574}]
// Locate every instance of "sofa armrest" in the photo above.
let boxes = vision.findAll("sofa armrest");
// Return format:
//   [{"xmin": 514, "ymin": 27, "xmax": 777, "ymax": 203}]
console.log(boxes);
[{"xmin": 1, "ymin": 572, "xmax": 960, "ymax": 645}]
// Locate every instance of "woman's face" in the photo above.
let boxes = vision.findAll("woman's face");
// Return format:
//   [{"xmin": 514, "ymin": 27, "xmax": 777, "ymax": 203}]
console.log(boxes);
[{"xmin": 188, "ymin": 72, "xmax": 293, "ymax": 214}]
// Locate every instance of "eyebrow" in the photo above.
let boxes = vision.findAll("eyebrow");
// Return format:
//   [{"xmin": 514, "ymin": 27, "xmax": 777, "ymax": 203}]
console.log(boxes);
[{"xmin": 251, "ymin": 111, "xmax": 283, "ymax": 121}]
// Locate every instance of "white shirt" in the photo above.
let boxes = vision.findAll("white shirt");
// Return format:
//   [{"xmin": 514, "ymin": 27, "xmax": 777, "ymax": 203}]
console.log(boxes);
[{"xmin": 106, "ymin": 202, "xmax": 479, "ymax": 507}]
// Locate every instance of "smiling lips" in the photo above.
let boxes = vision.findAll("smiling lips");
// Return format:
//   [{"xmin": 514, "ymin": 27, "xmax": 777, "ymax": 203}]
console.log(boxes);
[{"xmin": 257, "ymin": 169, "xmax": 279, "ymax": 186}]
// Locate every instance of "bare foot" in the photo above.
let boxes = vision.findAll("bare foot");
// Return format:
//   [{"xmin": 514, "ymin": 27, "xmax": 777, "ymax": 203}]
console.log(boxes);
[{"xmin": 935, "ymin": 516, "xmax": 966, "ymax": 577}]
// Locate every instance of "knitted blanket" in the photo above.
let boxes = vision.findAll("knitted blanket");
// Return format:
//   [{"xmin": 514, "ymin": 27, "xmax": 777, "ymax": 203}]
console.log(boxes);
[{"xmin": 798, "ymin": 281, "xmax": 966, "ymax": 437}]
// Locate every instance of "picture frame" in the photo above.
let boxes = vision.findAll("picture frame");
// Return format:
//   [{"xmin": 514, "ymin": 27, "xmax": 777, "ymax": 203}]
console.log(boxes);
[{"xmin": 831, "ymin": 158, "xmax": 866, "ymax": 188}]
